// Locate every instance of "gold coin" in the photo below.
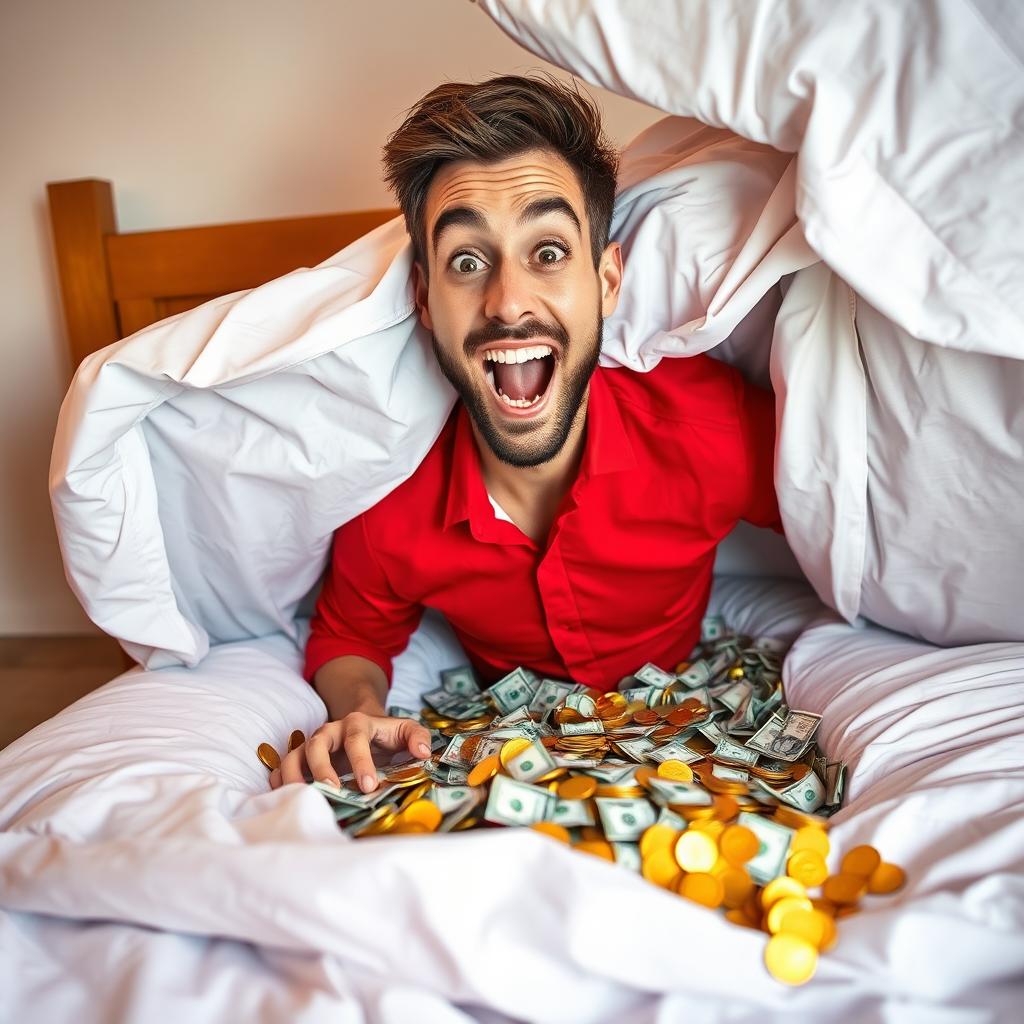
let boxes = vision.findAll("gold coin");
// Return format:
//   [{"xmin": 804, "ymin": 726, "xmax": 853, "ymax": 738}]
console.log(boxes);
[
  {"xmin": 674, "ymin": 829, "xmax": 718, "ymax": 873},
  {"xmin": 397, "ymin": 780, "xmax": 432, "ymax": 808},
  {"xmin": 642, "ymin": 847, "xmax": 684, "ymax": 889},
  {"xmin": 761, "ymin": 876, "xmax": 807, "ymax": 910},
  {"xmin": 867, "ymin": 862, "xmax": 907, "ymax": 894},
  {"xmin": 822, "ymin": 872, "xmax": 868, "ymax": 905},
  {"xmin": 725, "ymin": 907, "xmax": 759, "ymax": 930},
  {"xmin": 467, "ymin": 754, "xmax": 500, "ymax": 787},
  {"xmin": 498, "ymin": 738, "xmax": 532, "ymax": 770},
  {"xmin": 678, "ymin": 872, "xmax": 725, "ymax": 908},
  {"xmin": 257, "ymin": 743, "xmax": 281, "ymax": 771},
  {"xmin": 657, "ymin": 759, "xmax": 695, "ymax": 782},
  {"xmin": 399, "ymin": 799, "xmax": 442, "ymax": 832},
  {"xmin": 767, "ymin": 895, "xmax": 814, "ymax": 934},
  {"xmin": 764, "ymin": 932, "xmax": 818, "ymax": 985},
  {"xmin": 287, "ymin": 730, "xmax": 305, "ymax": 752},
  {"xmin": 634, "ymin": 765, "xmax": 657, "ymax": 788},
  {"xmin": 719, "ymin": 866, "xmax": 755, "ymax": 909},
  {"xmin": 779, "ymin": 907, "xmax": 837, "ymax": 951},
  {"xmin": 790, "ymin": 826, "xmax": 831, "ymax": 858},
  {"xmin": 575, "ymin": 839, "xmax": 615, "ymax": 861},
  {"xmin": 553, "ymin": 774, "xmax": 595, "ymax": 800},
  {"xmin": 639, "ymin": 823, "xmax": 679, "ymax": 858},
  {"xmin": 719, "ymin": 824, "xmax": 759, "ymax": 866},
  {"xmin": 712, "ymin": 795, "xmax": 741, "ymax": 821},
  {"xmin": 452, "ymin": 816, "xmax": 479, "ymax": 832},
  {"xmin": 530, "ymin": 821, "xmax": 571, "ymax": 843},
  {"xmin": 787, "ymin": 849, "xmax": 829, "ymax": 887},
  {"xmin": 579, "ymin": 825, "xmax": 606, "ymax": 843},
  {"xmin": 842, "ymin": 844, "xmax": 882, "ymax": 878},
  {"xmin": 689, "ymin": 819, "xmax": 725, "ymax": 841},
  {"xmin": 387, "ymin": 763, "xmax": 430, "ymax": 784}
]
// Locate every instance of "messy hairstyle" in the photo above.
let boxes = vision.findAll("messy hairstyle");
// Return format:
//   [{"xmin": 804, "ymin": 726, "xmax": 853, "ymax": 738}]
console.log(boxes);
[{"xmin": 381, "ymin": 71, "xmax": 619, "ymax": 277}]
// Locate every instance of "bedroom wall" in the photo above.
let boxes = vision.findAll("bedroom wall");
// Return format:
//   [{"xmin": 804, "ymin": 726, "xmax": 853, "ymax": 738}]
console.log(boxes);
[{"xmin": 0, "ymin": 0, "xmax": 664, "ymax": 635}]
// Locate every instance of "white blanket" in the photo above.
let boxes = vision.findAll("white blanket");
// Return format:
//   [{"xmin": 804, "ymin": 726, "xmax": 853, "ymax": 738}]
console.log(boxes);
[{"xmin": 1, "ymin": 578, "xmax": 1021, "ymax": 1022}]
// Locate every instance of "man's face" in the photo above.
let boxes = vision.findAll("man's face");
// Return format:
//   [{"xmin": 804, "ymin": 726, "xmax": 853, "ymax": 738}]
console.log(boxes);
[{"xmin": 413, "ymin": 147, "xmax": 622, "ymax": 468}]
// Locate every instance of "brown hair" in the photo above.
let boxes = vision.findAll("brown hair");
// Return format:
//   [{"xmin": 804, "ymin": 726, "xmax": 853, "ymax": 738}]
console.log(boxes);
[{"xmin": 381, "ymin": 71, "xmax": 618, "ymax": 277}]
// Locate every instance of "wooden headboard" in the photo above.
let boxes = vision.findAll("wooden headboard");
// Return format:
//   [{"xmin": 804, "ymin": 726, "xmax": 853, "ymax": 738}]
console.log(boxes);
[{"xmin": 46, "ymin": 178, "xmax": 398, "ymax": 372}]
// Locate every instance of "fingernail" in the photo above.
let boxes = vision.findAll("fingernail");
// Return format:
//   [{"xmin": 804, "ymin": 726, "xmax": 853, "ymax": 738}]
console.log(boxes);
[
  {"xmin": 417, "ymin": 743, "xmax": 431, "ymax": 756},
  {"xmin": 361, "ymin": 774, "xmax": 376, "ymax": 792}
]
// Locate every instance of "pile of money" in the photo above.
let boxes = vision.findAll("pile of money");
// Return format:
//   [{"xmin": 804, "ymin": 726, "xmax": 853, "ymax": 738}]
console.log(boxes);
[{"xmin": 259, "ymin": 617, "xmax": 905, "ymax": 986}]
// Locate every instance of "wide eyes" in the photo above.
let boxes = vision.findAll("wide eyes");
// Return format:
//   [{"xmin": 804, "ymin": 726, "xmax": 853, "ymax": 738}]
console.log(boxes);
[{"xmin": 448, "ymin": 242, "xmax": 569, "ymax": 276}]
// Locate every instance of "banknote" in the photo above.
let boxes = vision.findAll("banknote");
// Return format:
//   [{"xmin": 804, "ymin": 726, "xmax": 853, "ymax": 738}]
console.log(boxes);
[
  {"xmin": 745, "ymin": 709, "xmax": 822, "ymax": 762},
  {"xmin": 486, "ymin": 668, "xmax": 538, "ymax": 715},
  {"xmin": 595, "ymin": 797, "xmax": 657, "ymax": 842},
  {"xmin": 677, "ymin": 660, "xmax": 713, "ymax": 688},
  {"xmin": 712, "ymin": 738, "xmax": 761, "ymax": 767},
  {"xmin": 529, "ymin": 678, "xmax": 577, "ymax": 716},
  {"xmin": 633, "ymin": 662, "xmax": 677, "ymax": 688},
  {"xmin": 560, "ymin": 720, "xmax": 605, "ymax": 736},
  {"xmin": 701, "ymin": 615, "xmax": 726, "ymax": 642},
  {"xmin": 505, "ymin": 739, "xmax": 558, "ymax": 784},
  {"xmin": 441, "ymin": 665, "xmax": 481, "ymax": 696},
  {"xmin": 738, "ymin": 810, "xmax": 795, "ymax": 885},
  {"xmin": 483, "ymin": 774, "xmax": 554, "ymax": 826},
  {"xmin": 550, "ymin": 797, "xmax": 596, "ymax": 827}
]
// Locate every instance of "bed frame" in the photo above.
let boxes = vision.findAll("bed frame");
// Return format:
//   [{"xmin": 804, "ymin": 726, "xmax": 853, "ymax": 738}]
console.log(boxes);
[
  {"xmin": 46, "ymin": 179, "xmax": 398, "ymax": 668},
  {"xmin": 46, "ymin": 178, "xmax": 397, "ymax": 370}
]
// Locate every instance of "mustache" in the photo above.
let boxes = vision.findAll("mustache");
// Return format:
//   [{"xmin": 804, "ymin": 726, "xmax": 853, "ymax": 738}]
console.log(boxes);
[{"xmin": 465, "ymin": 318, "xmax": 569, "ymax": 357}]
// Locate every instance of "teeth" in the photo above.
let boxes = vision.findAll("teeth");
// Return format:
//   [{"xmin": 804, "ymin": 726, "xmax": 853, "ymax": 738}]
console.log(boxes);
[
  {"xmin": 498, "ymin": 390, "xmax": 541, "ymax": 408},
  {"xmin": 483, "ymin": 345, "xmax": 552, "ymax": 364}
]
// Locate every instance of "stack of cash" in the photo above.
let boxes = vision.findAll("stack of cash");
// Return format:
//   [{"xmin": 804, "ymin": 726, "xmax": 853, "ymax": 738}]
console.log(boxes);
[{"xmin": 261, "ymin": 617, "xmax": 905, "ymax": 986}]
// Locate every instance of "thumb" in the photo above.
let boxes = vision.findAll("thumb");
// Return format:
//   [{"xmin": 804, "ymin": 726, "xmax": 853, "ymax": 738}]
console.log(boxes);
[{"xmin": 374, "ymin": 715, "xmax": 433, "ymax": 759}]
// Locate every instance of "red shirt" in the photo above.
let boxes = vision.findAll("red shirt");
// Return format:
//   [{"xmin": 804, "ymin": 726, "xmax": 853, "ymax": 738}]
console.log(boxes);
[{"xmin": 304, "ymin": 355, "xmax": 781, "ymax": 693}]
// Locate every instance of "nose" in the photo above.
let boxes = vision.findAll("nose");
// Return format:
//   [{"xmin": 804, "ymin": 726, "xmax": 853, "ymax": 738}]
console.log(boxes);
[{"xmin": 482, "ymin": 256, "xmax": 536, "ymax": 325}]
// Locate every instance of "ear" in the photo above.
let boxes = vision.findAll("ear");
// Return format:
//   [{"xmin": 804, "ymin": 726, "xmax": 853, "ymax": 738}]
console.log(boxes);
[
  {"xmin": 412, "ymin": 260, "xmax": 434, "ymax": 332},
  {"xmin": 598, "ymin": 241, "xmax": 623, "ymax": 319}
]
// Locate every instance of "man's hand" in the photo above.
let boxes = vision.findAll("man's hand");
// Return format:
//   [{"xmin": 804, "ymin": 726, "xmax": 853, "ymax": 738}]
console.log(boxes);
[{"xmin": 270, "ymin": 711, "xmax": 433, "ymax": 793}]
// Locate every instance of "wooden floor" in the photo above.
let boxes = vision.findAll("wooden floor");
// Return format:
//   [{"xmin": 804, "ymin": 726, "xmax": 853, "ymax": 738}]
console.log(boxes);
[{"xmin": 0, "ymin": 635, "xmax": 127, "ymax": 749}]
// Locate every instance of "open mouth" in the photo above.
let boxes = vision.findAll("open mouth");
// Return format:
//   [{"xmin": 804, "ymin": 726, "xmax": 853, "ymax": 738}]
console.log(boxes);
[{"xmin": 481, "ymin": 344, "xmax": 557, "ymax": 414}]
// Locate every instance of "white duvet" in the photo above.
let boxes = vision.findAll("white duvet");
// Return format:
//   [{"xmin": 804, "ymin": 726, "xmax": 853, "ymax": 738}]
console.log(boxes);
[{"xmin": 5, "ymin": 0, "xmax": 1024, "ymax": 1019}]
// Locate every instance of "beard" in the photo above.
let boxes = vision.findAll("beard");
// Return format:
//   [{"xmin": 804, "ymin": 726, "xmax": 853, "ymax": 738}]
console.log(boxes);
[{"xmin": 431, "ymin": 307, "xmax": 603, "ymax": 469}]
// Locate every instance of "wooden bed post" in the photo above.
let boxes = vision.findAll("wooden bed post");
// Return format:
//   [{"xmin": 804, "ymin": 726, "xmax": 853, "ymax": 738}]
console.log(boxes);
[{"xmin": 46, "ymin": 179, "xmax": 120, "ymax": 374}]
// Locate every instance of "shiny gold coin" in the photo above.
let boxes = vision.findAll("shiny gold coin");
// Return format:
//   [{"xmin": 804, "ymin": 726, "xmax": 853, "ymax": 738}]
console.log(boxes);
[
  {"xmin": 867, "ymin": 862, "xmax": 907, "ymax": 894},
  {"xmin": 287, "ymin": 730, "xmax": 305, "ymax": 752},
  {"xmin": 390, "ymin": 821, "xmax": 431, "ymax": 834},
  {"xmin": 689, "ymin": 819, "xmax": 725, "ymax": 841},
  {"xmin": 674, "ymin": 829, "xmax": 718, "ymax": 873},
  {"xmin": 673, "ymin": 660, "xmax": 691, "ymax": 674},
  {"xmin": 634, "ymin": 765, "xmax": 657, "ymax": 788},
  {"xmin": 399, "ymin": 799, "xmax": 442, "ymax": 832},
  {"xmin": 787, "ymin": 849, "xmax": 829, "ymax": 887},
  {"xmin": 767, "ymin": 895, "xmax": 814, "ymax": 934},
  {"xmin": 764, "ymin": 933, "xmax": 818, "ymax": 985},
  {"xmin": 575, "ymin": 839, "xmax": 615, "ymax": 861},
  {"xmin": 822, "ymin": 872, "xmax": 868, "ymax": 905},
  {"xmin": 467, "ymin": 754, "xmax": 500, "ymax": 787},
  {"xmin": 779, "ymin": 907, "xmax": 838, "ymax": 951},
  {"xmin": 397, "ymin": 780, "xmax": 432, "ymax": 809},
  {"xmin": 452, "ymin": 815, "xmax": 479, "ymax": 832},
  {"xmin": 642, "ymin": 847, "xmax": 684, "ymax": 889},
  {"xmin": 498, "ymin": 737, "xmax": 532, "ymax": 770},
  {"xmin": 719, "ymin": 824, "xmax": 760, "ymax": 866},
  {"xmin": 711, "ymin": 795, "xmax": 740, "ymax": 822},
  {"xmin": 594, "ymin": 785, "xmax": 647, "ymax": 798},
  {"xmin": 657, "ymin": 759, "xmax": 695, "ymax": 783},
  {"xmin": 678, "ymin": 871, "xmax": 725, "ymax": 908},
  {"xmin": 557, "ymin": 774, "xmax": 597, "ymax": 800},
  {"xmin": 719, "ymin": 866, "xmax": 755, "ymax": 909},
  {"xmin": 639, "ymin": 823, "xmax": 679, "ymax": 858},
  {"xmin": 257, "ymin": 743, "xmax": 281, "ymax": 772},
  {"xmin": 772, "ymin": 806, "xmax": 830, "ymax": 831},
  {"xmin": 632, "ymin": 709, "xmax": 660, "ymax": 726},
  {"xmin": 790, "ymin": 826, "xmax": 831, "ymax": 858},
  {"xmin": 530, "ymin": 822, "xmax": 571, "ymax": 844},
  {"xmin": 761, "ymin": 876, "xmax": 807, "ymax": 910},
  {"xmin": 841, "ymin": 844, "xmax": 882, "ymax": 878},
  {"xmin": 387, "ymin": 763, "xmax": 430, "ymax": 784}
]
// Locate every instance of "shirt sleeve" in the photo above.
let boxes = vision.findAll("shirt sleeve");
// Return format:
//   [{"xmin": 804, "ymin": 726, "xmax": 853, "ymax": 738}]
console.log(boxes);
[
  {"xmin": 303, "ymin": 512, "xmax": 424, "ymax": 688},
  {"xmin": 735, "ymin": 376, "xmax": 784, "ymax": 533}
]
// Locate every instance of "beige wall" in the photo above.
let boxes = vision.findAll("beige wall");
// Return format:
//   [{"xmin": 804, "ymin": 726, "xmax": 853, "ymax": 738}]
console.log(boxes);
[{"xmin": 0, "ymin": 0, "xmax": 663, "ymax": 635}]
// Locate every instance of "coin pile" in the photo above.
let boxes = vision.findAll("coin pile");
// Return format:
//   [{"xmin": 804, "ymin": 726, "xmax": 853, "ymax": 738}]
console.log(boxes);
[{"xmin": 259, "ymin": 616, "xmax": 905, "ymax": 985}]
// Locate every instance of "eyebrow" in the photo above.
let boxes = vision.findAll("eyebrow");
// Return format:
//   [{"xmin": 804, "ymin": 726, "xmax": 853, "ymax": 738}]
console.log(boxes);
[{"xmin": 431, "ymin": 195, "xmax": 583, "ymax": 255}]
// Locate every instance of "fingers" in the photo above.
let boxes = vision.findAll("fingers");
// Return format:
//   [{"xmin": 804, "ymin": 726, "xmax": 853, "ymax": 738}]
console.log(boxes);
[
  {"xmin": 269, "ymin": 767, "xmax": 282, "ymax": 789},
  {"xmin": 279, "ymin": 741, "xmax": 312, "ymax": 786},
  {"xmin": 304, "ymin": 723, "xmax": 343, "ymax": 788},
  {"xmin": 342, "ymin": 713, "xmax": 380, "ymax": 793},
  {"xmin": 377, "ymin": 716, "xmax": 433, "ymax": 760}
]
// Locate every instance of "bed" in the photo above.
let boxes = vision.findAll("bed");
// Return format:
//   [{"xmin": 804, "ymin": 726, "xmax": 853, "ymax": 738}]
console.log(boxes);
[{"xmin": 4, "ymin": 1, "xmax": 1023, "ymax": 1020}]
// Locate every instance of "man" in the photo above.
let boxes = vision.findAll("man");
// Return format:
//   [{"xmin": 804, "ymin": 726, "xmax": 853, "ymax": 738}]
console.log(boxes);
[{"xmin": 272, "ymin": 73, "xmax": 781, "ymax": 794}]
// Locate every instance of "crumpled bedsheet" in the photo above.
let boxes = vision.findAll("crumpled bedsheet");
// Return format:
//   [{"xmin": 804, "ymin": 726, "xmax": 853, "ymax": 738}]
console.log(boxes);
[{"xmin": 1, "ymin": 577, "xmax": 1021, "ymax": 1023}]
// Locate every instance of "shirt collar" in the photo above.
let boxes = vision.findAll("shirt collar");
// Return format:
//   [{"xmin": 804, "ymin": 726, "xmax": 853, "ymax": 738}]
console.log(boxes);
[{"xmin": 443, "ymin": 366, "xmax": 636, "ymax": 533}]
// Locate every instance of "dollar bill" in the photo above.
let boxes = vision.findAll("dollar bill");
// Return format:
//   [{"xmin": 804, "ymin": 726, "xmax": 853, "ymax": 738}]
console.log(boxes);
[
  {"xmin": 677, "ymin": 660, "xmax": 713, "ymax": 688},
  {"xmin": 711, "ymin": 764, "xmax": 750, "ymax": 782},
  {"xmin": 385, "ymin": 706, "xmax": 420, "ymax": 720},
  {"xmin": 647, "ymin": 738, "xmax": 703, "ymax": 765},
  {"xmin": 614, "ymin": 737, "xmax": 657, "ymax": 762},
  {"xmin": 825, "ymin": 761, "xmax": 847, "ymax": 806},
  {"xmin": 505, "ymin": 739, "xmax": 558, "ymax": 784},
  {"xmin": 612, "ymin": 843, "xmax": 643, "ymax": 872},
  {"xmin": 564, "ymin": 692, "xmax": 598, "ymax": 717},
  {"xmin": 762, "ymin": 770, "xmax": 826, "ymax": 813},
  {"xmin": 738, "ymin": 810, "xmax": 795, "ymax": 885},
  {"xmin": 745, "ymin": 709, "xmax": 822, "ymax": 762},
  {"xmin": 701, "ymin": 615, "xmax": 726, "ymax": 642},
  {"xmin": 486, "ymin": 668, "xmax": 538, "ymax": 715},
  {"xmin": 483, "ymin": 774, "xmax": 555, "ymax": 826},
  {"xmin": 529, "ymin": 678, "xmax": 577, "ymax": 716},
  {"xmin": 595, "ymin": 797, "xmax": 657, "ymax": 842},
  {"xmin": 560, "ymin": 720, "xmax": 606, "ymax": 736},
  {"xmin": 441, "ymin": 665, "xmax": 481, "ymax": 696},
  {"xmin": 645, "ymin": 778, "xmax": 714, "ymax": 807},
  {"xmin": 712, "ymin": 738, "xmax": 761, "ymax": 767},
  {"xmin": 429, "ymin": 784, "xmax": 479, "ymax": 815},
  {"xmin": 633, "ymin": 662, "xmax": 677, "ymax": 688},
  {"xmin": 549, "ymin": 797, "xmax": 595, "ymax": 827}
]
